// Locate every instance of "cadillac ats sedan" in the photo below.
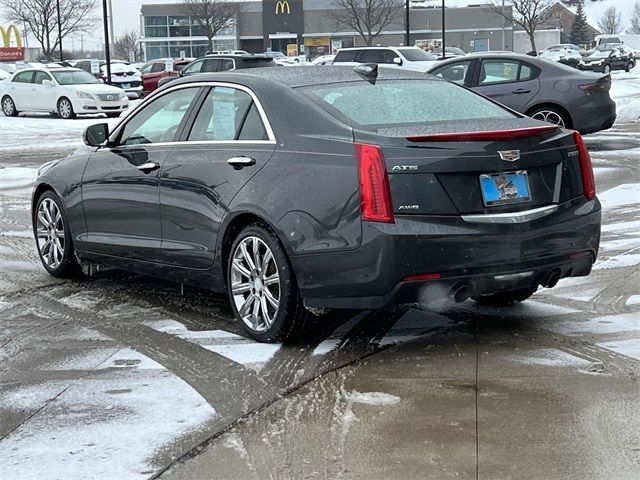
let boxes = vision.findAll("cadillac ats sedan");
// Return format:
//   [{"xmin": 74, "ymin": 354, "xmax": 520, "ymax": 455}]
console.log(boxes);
[{"xmin": 32, "ymin": 67, "xmax": 601, "ymax": 342}]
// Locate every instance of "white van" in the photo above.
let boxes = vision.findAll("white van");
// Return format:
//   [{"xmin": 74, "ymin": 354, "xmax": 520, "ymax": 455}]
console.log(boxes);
[{"xmin": 332, "ymin": 46, "xmax": 438, "ymax": 72}]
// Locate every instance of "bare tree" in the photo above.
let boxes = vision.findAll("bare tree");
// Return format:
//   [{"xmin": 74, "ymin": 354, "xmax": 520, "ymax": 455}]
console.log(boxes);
[
  {"xmin": 331, "ymin": 0, "xmax": 404, "ymax": 47},
  {"xmin": 182, "ymin": 0, "xmax": 241, "ymax": 52},
  {"xmin": 487, "ymin": 0, "xmax": 553, "ymax": 53},
  {"xmin": 629, "ymin": 1, "xmax": 640, "ymax": 34},
  {"xmin": 0, "ymin": 0, "xmax": 96, "ymax": 60},
  {"xmin": 114, "ymin": 30, "xmax": 140, "ymax": 62},
  {"xmin": 598, "ymin": 6, "xmax": 622, "ymax": 34}
]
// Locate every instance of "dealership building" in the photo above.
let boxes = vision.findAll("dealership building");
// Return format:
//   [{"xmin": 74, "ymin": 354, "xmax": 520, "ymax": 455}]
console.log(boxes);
[{"xmin": 139, "ymin": 0, "xmax": 515, "ymax": 60}]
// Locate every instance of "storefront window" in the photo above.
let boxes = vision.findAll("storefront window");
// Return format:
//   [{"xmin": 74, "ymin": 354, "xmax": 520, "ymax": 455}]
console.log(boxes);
[
  {"xmin": 146, "ymin": 42, "xmax": 169, "ymax": 60},
  {"xmin": 169, "ymin": 16, "xmax": 190, "ymax": 37},
  {"xmin": 191, "ymin": 41, "xmax": 209, "ymax": 58},
  {"xmin": 169, "ymin": 42, "xmax": 192, "ymax": 58}
]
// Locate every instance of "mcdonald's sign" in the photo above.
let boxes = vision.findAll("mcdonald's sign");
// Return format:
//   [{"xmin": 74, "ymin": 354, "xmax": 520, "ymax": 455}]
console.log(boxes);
[
  {"xmin": 275, "ymin": 0, "xmax": 291, "ymax": 14},
  {"xmin": 0, "ymin": 24, "xmax": 24, "ymax": 61}
]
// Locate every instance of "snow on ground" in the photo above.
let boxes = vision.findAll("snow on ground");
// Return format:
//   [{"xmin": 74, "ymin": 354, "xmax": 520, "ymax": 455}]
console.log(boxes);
[{"xmin": 608, "ymin": 71, "xmax": 640, "ymax": 123}]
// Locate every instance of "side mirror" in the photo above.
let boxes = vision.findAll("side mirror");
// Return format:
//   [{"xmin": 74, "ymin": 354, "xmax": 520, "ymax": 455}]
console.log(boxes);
[
  {"xmin": 42, "ymin": 79, "xmax": 54, "ymax": 87},
  {"xmin": 179, "ymin": 69, "xmax": 184, "ymax": 77},
  {"xmin": 393, "ymin": 56, "xmax": 403, "ymax": 66},
  {"xmin": 83, "ymin": 123, "xmax": 109, "ymax": 147}
]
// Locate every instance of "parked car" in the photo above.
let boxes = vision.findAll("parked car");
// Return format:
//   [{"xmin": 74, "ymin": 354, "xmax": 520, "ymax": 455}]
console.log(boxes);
[
  {"xmin": 157, "ymin": 54, "xmax": 276, "ymax": 88},
  {"xmin": 140, "ymin": 58, "xmax": 193, "ymax": 95},
  {"xmin": 74, "ymin": 60, "xmax": 143, "ymax": 98},
  {"xmin": 206, "ymin": 50, "xmax": 249, "ymax": 55},
  {"xmin": 32, "ymin": 66, "xmax": 600, "ymax": 342},
  {"xmin": 539, "ymin": 45, "xmax": 582, "ymax": 68},
  {"xmin": 428, "ymin": 53, "xmax": 616, "ymax": 134},
  {"xmin": 1, "ymin": 68, "xmax": 128, "ymax": 119},
  {"xmin": 333, "ymin": 46, "xmax": 437, "ymax": 72},
  {"xmin": 578, "ymin": 45, "xmax": 635, "ymax": 73},
  {"xmin": 0, "ymin": 69, "xmax": 9, "ymax": 81},
  {"xmin": 310, "ymin": 54, "xmax": 335, "ymax": 65},
  {"xmin": 430, "ymin": 46, "xmax": 466, "ymax": 59}
]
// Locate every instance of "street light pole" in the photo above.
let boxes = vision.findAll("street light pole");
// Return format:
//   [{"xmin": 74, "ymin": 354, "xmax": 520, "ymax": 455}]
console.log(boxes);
[
  {"xmin": 102, "ymin": 0, "xmax": 112, "ymax": 85},
  {"xmin": 56, "ymin": 0, "xmax": 63, "ymax": 61},
  {"xmin": 501, "ymin": 0, "xmax": 505, "ymax": 50},
  {"xmin": 405, "ymin": 0, "xmax": 410, "ymax": 46},
  {"xmin": 441, "ymin": 0, "xmax": 445, "ymax": 60}
]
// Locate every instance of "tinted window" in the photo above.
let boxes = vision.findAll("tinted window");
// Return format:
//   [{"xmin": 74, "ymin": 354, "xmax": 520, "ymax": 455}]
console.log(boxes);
[
  {"xmin": 120, "ymin": 87, "xmax": 199, "ymax": 145},
  {"xmin": 33, "ymin": 71, "xmax": 52, "ymax": 84},
  {"xmin": 150, "ymin": 62, "xmax": 165, "ymax": 73},
  {"xmin": 202, "ymin": 59, "xmax": 220, "ymax": 72},
  {"xmin": 13, "ymin": 71, "xmax": 33, "ymax": 83},
  {"xmin": 479, "ymin": 60, "xmax": 520, "ymax": 85},
  {"xmin": 431, "ymin": 61, "xmax": 472, "ymax": 85},
  {"xmin": 400, "ymin": 48, "xmax": 436, "ymax": 61},
  {"xmin": 334, "ymin": 50, "xmax": 358, "ymax": 62},
  {"xmin": 360, "ymin": 50, "xmax": 386, "ymax": 63},
  {"xmin": 303, "ymin": 80, "xmax": 511, "ymax": 127},
  {"xmin": 182, "ymin": 60, "xmax": 203, "ymax": 75},
  {"xmin": 188, "ymin": 87, "xmax": 266, "ymax": 141},
  {"xmin": 220, "ymin": 59, "xmax": 234, "ymax": 71}
]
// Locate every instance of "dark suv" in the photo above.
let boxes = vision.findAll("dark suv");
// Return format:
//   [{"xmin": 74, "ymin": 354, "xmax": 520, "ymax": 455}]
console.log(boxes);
[{"xmin": 157, "ymin": 54, "xmax": 276, "ymax": 88}]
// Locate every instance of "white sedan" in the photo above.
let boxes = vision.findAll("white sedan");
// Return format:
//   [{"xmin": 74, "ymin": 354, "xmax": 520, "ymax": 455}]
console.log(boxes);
[{"xmin": 1, "ymin": 68, "xmax": 129, "ymax": 119}]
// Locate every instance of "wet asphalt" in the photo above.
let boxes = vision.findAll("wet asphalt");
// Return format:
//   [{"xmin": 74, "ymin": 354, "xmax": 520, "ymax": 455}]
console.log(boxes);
[{"xmin": 0, "ymin": 121, "xmax": 639, "ymax": 479}]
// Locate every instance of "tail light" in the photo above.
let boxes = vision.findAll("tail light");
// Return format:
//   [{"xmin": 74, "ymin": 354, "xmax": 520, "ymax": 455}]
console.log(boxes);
[
  {"xmin": 573, "ymin": 131, "xmax": 596, "ymax": 200},
  {"xmin": 355, "ymin": 143, "xmax": 394, "ymax": 223},
  {"xmin": 578, "ymin": 81, "xmax": 608, "ymax": 92}
]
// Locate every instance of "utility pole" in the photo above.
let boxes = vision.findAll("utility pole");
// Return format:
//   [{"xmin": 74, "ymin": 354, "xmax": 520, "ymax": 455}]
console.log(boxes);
[
  {"xmin": 501, "ymin": 0, "xmax": 505, "ymax": 50},
  {"xmin": 441, "ymin": 0, "xmax": 445, "ymax": 60},
  {"xmin": 102, "ymin": 0, "xmax": 112, "ymax": 84},
  {"xmin": 405, "ymin": 0, "xmax": 410, "ymax": 46},
  {"xmin": 56, "ymin": 0, "xmax": 63, "ymax": 61},
  {"xmin": 108, "ymin": 0, "xmax": 115, "ymax": 53}
]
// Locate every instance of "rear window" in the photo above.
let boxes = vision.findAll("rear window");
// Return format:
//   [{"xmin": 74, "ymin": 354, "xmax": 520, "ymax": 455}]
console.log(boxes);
[
  {"xmin": 399, "ymin": 48, "xmax": 436, "ymax": 62},
  {"xmin": 302, "ymin": 80, "xmax": 512, "ymax": 127}
]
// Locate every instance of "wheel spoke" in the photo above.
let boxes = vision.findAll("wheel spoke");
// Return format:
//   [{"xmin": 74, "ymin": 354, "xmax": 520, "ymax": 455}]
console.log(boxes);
[
  {"xmin": 55, "ymin": 229, "xmax": 65, "ymax": 239},
  {"xmin": 232, "ymin": 282, "xmax": 252, "ymax": 295},
  {"xmin": 264, "ymin": 287, "xmax": 279, "ymax": 309},
  {"xmin": 261, "ymin": 248, "xmax": 273, "ymax": 271},
  {"xmin": 36, "ymin": 227, "xmax": 49, "ymax": 238},
  {"xmin": 240, "ymin": 241, "xmax": 256, "ymax": 270},
  {"xmin": 238, "ymin": 294, "xmax": 254, "ymax": 317},
  {"xmin": 252, "ymin": 237, "xmax": 261, "ymax": 272},
  {"xmin": 251, "ymin": 296, "xmax": 261, "ymax": 329},
  {"xmin": 260, "ymin": 296, "xmax": 272, "ymax": 326},
  {"xmin": 38, "ymin": 211, "xmax": 50, "ymax": 228},
  {"xmin": 232, "ymin": 259, "xmax": 251, "ymax": 278},
  {"xmin": 40, "ymin": 239, "xmax": 51, "ymax": 255},
  {"xmin": 264, "ymin": 273, "xmax": 279, "ymax": 286}
]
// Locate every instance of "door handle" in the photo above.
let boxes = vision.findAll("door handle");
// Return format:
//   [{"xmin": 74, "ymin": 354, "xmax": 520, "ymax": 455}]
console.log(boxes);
[
  {"xmin": 512, "ymin": 89, "xmax": 531, "ymax": 94},
  {"xmin": 137, "ymin": 162, "xmax": 160, "ymax": 172},
  {"xmin": 227, "ymin": 157, "xmax": 256, "ymax": 168}
]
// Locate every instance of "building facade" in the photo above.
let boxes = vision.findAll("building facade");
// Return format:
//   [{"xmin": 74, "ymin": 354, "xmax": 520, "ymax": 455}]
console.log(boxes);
[{"xmin": 139, "ymin": 0, "xmax": 514, "ymax": 60}]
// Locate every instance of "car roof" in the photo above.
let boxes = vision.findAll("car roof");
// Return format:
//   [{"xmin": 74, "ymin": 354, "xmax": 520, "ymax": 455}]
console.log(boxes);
[
  {"xmin": 163, "ymin": 65, "xmax": 434, "ymax": 90},
  {"xmin": 338, "ymin": 46, "xmax": 419, "ymax": 51},
  {"xmin": 200, "ymin": 54, "xmax": 271, "ymax": 60}
]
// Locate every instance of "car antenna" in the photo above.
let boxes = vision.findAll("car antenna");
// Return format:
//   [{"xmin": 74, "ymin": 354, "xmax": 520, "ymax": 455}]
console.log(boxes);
[{"xmin": 354, "ymin": 63, "xmax": 378, "ymax": 85}]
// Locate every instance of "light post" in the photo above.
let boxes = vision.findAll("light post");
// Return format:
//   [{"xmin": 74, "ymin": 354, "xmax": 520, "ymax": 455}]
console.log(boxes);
[
  {"xmin": 441, "ymin": 0, "xmax": 445, "ymax": 60},
  {"xmin": 102, "ymin": 0, "xmax": 112, "ymax": 85},
  {"xmin": 405, "ymin": 0, "xmax": 410, "ymax": 46},
  {"xmin": 56, "ymin": 0, "xmax": 63, "ymax": 61}
]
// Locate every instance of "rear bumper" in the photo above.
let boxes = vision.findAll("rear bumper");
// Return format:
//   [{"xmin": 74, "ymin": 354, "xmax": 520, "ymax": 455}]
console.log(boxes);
[
  {"xmin": 570, "ymin": 97, "xmax": 616, "ymax": 135},
  {"xmin": 293, "ymin": 197, "xmax": 601, "ymax": 309}
]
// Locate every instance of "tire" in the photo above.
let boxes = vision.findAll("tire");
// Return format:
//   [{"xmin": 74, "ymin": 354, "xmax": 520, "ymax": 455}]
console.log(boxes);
[
  {"xmin": 471, "ymin": 287, "xmax": 537, "ymax": 307},
  {"xmin": 57, "ymin": 97, "xmax": 76, "ymax": 119},
  {"xmin": 626, "ymin": 62, "xmax": 633, "ymax": 72},
  {"xmin": 227, "ymin": 223, "xmax": 312, "ymax": 343},
  {"xmin": 603, "ymin": 64, "xmax": 611, "ymax": 74},
  {"xmin": 528, "ymin": 106, "xmax": 569, "ymax": 128},
  {"xmin": 106, "ymin": 112, "xmax": 121, "ymax": 118},
  {"xmin": 2, "ymin": 95, "xmax": 19, "ymax": 117},
  {"xmin": 33, "ymin": 190, "xmax": 81, "ymax": 277}
]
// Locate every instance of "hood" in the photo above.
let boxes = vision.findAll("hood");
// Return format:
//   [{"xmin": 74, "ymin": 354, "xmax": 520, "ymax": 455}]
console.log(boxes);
[{"xmin": 72, "ymin": 83, "xmax": 126, "ymax": 95}]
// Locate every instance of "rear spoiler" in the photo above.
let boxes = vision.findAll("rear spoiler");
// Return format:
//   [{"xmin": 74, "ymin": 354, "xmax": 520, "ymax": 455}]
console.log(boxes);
[{"xmin": 406, "ymin": 126, "xmax": 559, "ymax": 142}]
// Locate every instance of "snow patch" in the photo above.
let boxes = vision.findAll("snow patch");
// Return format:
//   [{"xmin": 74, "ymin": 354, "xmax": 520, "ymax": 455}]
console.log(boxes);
[
  {"xmin": 626, "ymin": 295, "xmax": 640, "ymax": 306},
  {"xmin": 547, "ymin": 312, "xmax": 640, "ymax": 336},
  {"xmin": 204, "ymin": 343, "xmax": 281, "ymax": 372},
  {"xmin": 344, "ymin": 391, "xmax": 401, "ymax": 406},
  {"xmin": 0, "ymin": 167, "xmax": 38, "ymax": 190},
  {"xmin": 511, "ymin": 348, "xmax": 592, "ymax": 367},
  {"xmin": 598, "ymin": 339, "xmax": 640, "ymax": 361},
  {"xmin": 601, "ymin": 219, "xmax": 640, "ymax": 233},
  {"xmin": 97, "ymin": 348, "xmax": 166, "ymax": 370},
  {"xmin": 598, "ymin": 184, "xmax": 640, "ymax": 210},
  {"xmin": 593, "ymin": 253, "xmax": 640, "ymax": 270}
]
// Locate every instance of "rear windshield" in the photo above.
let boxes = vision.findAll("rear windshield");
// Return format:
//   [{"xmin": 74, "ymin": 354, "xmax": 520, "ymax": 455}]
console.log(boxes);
[
  {"xmin": 400, "ymin": 48, "xmax": 436, "ymax": 61},
  {"xmin": 301, "ymin": 80, "xmax": 512, "ymax": 127},
  {"xmin": 239, "ymin": 58, "xmax": 276, "ymax": 68}
]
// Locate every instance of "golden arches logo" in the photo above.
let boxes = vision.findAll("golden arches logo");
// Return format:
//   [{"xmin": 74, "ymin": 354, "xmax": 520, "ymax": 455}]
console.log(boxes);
[
  {"xmin": 275, "ymin": 0, "xmax": 290, "ymax": 14},
  {"xmin": 0, "ymin": 24, "xmax": 23, "ymax": 48}
]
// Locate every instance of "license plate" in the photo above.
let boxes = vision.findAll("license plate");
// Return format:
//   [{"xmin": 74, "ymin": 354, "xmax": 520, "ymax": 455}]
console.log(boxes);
[
  {"xmin": 479, "ymin": 170, "xmax": 532, "ymax": 207},
  {"xmin": 121, "ymin": 83, "xmax": 131, "ymax": 89}
]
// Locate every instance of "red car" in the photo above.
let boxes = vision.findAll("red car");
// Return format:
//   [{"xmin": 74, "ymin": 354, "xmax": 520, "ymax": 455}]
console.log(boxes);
[{"xmin": 140, "ymin": 59, "xmax": 193, "ymax": 95}]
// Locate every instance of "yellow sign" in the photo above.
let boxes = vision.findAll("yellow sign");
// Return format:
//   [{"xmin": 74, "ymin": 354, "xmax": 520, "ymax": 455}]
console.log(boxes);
[
  {"xmin": 0, "ymin": 24, "xmax": 23, "ymax": 48},
  {"xmin": 304, "ymin": 37, "xmax": 329, "ymax": 47},
  {"xmin": 287, "ymin": 43, "xmax": 298, "ymax": 56},
  {"xmin": 275, "ymin": 0, "xmax": 290, "ymax": 15}
]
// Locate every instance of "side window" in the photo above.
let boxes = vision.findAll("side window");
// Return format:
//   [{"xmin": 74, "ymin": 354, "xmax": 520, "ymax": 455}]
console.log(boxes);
[
  {"xmin": 431, "ymin": 61, "xmax": 472, "ymax": 85},
  {"xmin": 140, "ymin": 62, "xmax": 154, "ymax": 74},
  {"xmin": 380, "ymin": 50, "xmax": 398, "ymax": 64},
  {"xmin": 34, "ymin": 71, "xmax": 52, "ymax": 84},
  {"xmin": 479, "ymin": 60, "xmax": 520, "ymax": 85},
  {"xmin": 334, "ymin": 50, "xmax": 358, "ymax": 62},
  {"xmin": 220, "ymin": 59, "xmax": 234, "ymax": 71},
  {"xmin": 182, "ymin": 60, "xmax": 203, "ymax": 75},
  {"xmin": 519, "ymin": 64, "xmax": 534, "ymax": 81},
  {"xmin": 119, "ymin": 87, "xmax": 199, "ymax": 145},
  {"xmin": 361, "ymin": 49, "xmax": 384, "ymax": 63},
  {"xmin": 13, "ymin": 71, "xmax": 34, "ymax": 83},
  {"xmin": 150, "ymin": 63, "xmax": 165, "ymax": 73},
  {"xmin": 188, "ymin": 87, "xmax": 267, "ymax": 141},
  {"xmin": 201, "ymin": 59, "xmax": 220, "ymax": 72}
]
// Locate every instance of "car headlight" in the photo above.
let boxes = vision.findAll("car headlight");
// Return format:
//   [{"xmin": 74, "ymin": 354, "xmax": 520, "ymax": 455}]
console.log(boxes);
[{"xmin": 76, "ymin": 91, "xmax": 95, "ymax": 100}]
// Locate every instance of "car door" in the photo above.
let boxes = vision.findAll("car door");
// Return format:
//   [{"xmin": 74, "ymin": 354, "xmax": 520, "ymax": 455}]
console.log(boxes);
[
  {"xmin": 7, "ymin": 70, "xmax": 35, "ymax": 110},
  {"xmin": 80, "ymin": 86, "xmax": 202, "ymax": 263},
  {"xmin": 31, "ymin": 70, "xmax": 55, "ymax": 111},
  {"xmin": 159, "ymin": 84, "xmax": 276, "ymax": 269},
  {"xmin": 473, "ymin": 59, "xmax": 541, "ymax": 111}
]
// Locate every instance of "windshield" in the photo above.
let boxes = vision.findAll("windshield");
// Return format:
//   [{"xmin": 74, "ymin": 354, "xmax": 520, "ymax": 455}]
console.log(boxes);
[
  {"xmin": 51, "ymin": 70, "xmax": 100, "ymax": 85},
  {"xmin": 590, "ymin": 51, "xmax": 611, "ymax": 58},
  {"xmin": 302, "ymin": 79, "xmax": 512, "ymax": 128},
  {"xmin": 399, "ymin": 48, "xmax": 436, "ymax": 61}
]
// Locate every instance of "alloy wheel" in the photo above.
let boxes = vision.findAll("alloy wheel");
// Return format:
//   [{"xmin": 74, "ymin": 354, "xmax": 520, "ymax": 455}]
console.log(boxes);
[
  {"xmin": 230, "ymin": 236, "xmax": 280, "ymax": 333},
  {"xmin": 35, "ymin": 198, "xmax": 66, "ymax": 270},
  {"xmin": 59, "ymin": 99, "xmax": 72, "ymax": 119},
  {"xmin": 531, "ymin": 110, "xmax": 565, "ymax": 127},
  {"xmin": 2, "ymin": 97, "xmax": 14, "ymax": 116}
]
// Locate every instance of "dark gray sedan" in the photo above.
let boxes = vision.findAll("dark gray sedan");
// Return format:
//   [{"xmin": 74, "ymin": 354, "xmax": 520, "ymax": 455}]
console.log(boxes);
[
  {"xmin": 427, "ymin": 53, "xmax": 616, "ymax": 134},
  {"xmin": 31, "ymin": 67, "xmax": 600, "ymax": 342}
]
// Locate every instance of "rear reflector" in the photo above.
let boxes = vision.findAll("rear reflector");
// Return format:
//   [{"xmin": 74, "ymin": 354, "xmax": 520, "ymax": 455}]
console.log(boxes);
[
  {"xmin": 406, "ymin": 126, "xmax": 558, "ymax": 142},
  {"xmin": 404, "ymin": 273, "xmax": 441, "ymax": 282},
  {"xmin": 355, "ymin": 143, "xmax": 394, "ymax": 223},
  {"xmin": 573, "ymin": 131, "xmax": 596, "ymax": 200},
  {"xmin": 578, "ymin": 82, "xmax": 607, "ymax": 91}
]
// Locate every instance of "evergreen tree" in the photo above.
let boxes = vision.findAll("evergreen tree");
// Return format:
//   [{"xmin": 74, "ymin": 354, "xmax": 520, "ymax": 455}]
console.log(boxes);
[{"xmin": 570, "ymin": 1, "xmax": 591, "ymax": 46}]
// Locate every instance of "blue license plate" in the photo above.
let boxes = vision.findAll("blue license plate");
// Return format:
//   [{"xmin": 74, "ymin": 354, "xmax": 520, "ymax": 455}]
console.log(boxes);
[{"xmin": 479, "ymin": 170, "xmax": 532, "ymax": 207}]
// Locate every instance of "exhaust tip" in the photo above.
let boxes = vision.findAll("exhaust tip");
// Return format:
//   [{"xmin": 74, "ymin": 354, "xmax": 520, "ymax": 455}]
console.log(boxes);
[
  {"xmin": 541, "ymin": 269, "xmax": 561, "ymax": 289},
  {"xmin": 450, "ymin": 284, "xmax": 470, "ymax": 303}
]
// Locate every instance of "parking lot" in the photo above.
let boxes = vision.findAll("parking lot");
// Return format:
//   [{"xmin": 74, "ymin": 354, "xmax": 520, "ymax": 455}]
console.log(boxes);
[{"xmin": 1, "ymin": 71, "xmax": 640, "ymax": 479}]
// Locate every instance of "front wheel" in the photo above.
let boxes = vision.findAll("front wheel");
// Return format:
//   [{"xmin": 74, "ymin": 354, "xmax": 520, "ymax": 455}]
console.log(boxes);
[
  {"xmin": 57, "ymin": 97, "xmax": 76, "ymax": 119},
  {"xmin": 33, "ymin": 191, "xmax": 81, "ymax": 277},
  {"xmin": 471, "ymin": 287, "xmax": 537, "ymax": 307},
  {"xmin": 626, "ymin": 62, "xmax": 634, "ymax": 72},
  {"xmin": 227, "ymin": 224, "xmax": 311, "ymax": 343},
  {"xmin": 2, "ymin": 96, "xmax": 19, "ymax": 117}
]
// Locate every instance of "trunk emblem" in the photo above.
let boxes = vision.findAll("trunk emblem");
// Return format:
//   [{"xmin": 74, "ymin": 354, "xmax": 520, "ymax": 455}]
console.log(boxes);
[{"xmin": 498, "ymin": 150, "xmax": 520, "ymax": 162}]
